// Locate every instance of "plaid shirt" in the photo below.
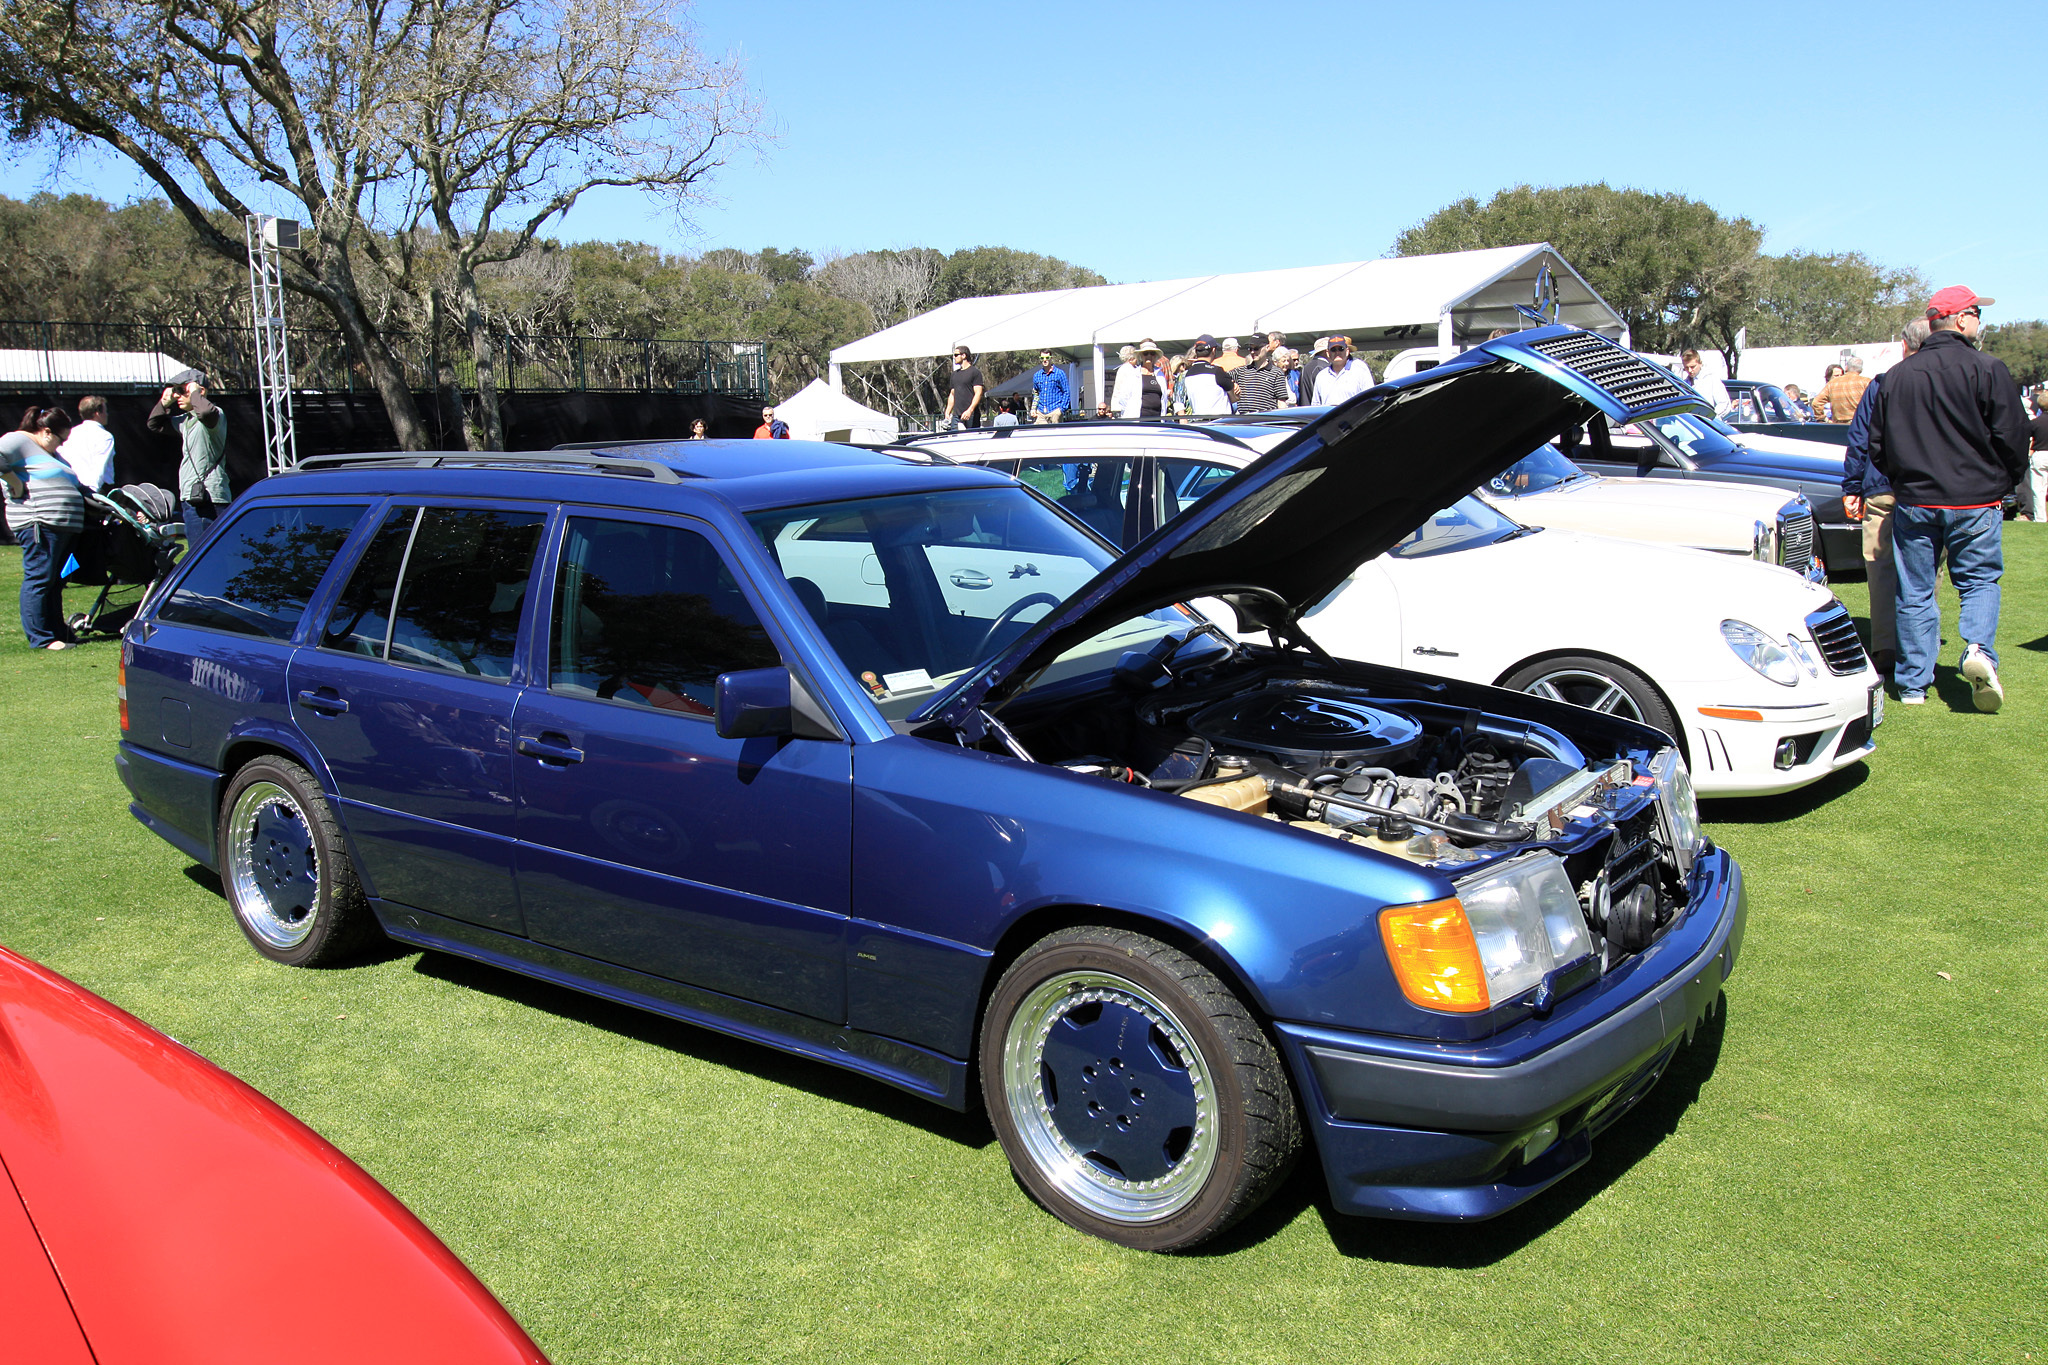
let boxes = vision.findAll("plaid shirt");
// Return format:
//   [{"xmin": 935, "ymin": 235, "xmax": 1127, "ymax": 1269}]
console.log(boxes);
[{"xmin": 1819, "ymin": 372, "xmax": 1871, "ymax": 423}]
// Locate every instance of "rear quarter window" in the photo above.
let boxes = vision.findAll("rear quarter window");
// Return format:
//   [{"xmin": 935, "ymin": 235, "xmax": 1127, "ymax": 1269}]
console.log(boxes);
[{"xmin": 155, "ymin": 503, "xmax": 369, "ymax": 639}]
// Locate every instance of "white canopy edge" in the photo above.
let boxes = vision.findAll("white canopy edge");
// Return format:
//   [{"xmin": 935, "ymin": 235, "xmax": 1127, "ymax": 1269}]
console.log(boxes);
[
  {"xmin": 828, "ymin": 244, "xmax": 1623, "ymax": 377},
  {"xmin": 0, "ymin": 348, "xmax": 191, "ymax": 386}
]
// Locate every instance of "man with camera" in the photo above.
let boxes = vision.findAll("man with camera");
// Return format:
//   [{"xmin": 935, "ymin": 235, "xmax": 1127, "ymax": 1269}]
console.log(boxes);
[{"xmin": 146, "ymin": 370, "xmax": 229, "ymax": 548}]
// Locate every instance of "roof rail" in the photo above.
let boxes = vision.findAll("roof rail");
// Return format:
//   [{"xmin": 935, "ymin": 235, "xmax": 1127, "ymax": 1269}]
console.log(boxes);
[{"xmin": 293, "ymin": 450, "xmax": 686, "ymax": 483}]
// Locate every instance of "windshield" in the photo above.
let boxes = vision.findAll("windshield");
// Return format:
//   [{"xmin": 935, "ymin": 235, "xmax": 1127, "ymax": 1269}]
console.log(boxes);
[
  {"xmin": 1390, "ymin": 496, "xmax": 1528, "ymax": 558},
  {"xmin": 1487, "ymin": 445, "xmax": 1592, "ymax": 497},
  {"xmin": 749, "ymin": 486, "xmax": 1195, "ymax": 719},
  {"xmin": 1629, "ymin": 411, "xmax": 1742, "ymax": 461}
]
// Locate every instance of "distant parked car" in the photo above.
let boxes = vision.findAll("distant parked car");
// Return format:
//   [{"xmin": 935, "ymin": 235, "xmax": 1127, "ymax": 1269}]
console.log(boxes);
[
  {"xmin": 1201, "ymin": 410, "xmax": 1823, "ymax": 579},
  {"xmin": 1721, "ymin": 379, "xmax": 1846, "ymax": 444},
  {"xmin": 0, "ymin": 946, "xmax": 547, "ymax": 1364}
]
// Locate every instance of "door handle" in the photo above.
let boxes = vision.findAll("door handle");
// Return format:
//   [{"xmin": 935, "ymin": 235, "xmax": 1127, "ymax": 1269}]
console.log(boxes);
[
  {"xmin": 949, "ymin": 570, "xmax": 993, "ymax": 589},
  {"xmin": 295, "ymin": 688, "xmax": 349, "ymax": 715},
  {"xmin": 518, "ymin": 734, "xmax": 584, "ymax": 765}
]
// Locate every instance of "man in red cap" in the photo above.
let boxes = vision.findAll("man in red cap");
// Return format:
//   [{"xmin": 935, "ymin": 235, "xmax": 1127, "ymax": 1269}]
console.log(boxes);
[{"xmin": 1865, "ymin": 286, "xmax": 2028, "ymax": 711}]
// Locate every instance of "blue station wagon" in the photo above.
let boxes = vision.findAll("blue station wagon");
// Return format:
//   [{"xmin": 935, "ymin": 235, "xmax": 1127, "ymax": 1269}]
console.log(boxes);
[{"xmin": 118, "ymin": 327, "xmax": 1745, "ymax": 1250}]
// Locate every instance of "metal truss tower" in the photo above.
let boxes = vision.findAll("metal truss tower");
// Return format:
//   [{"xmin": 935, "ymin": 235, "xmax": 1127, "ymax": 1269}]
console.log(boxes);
[{"xmin": 246, "ymin": 215, "xmax": 301, "ymax": 475}]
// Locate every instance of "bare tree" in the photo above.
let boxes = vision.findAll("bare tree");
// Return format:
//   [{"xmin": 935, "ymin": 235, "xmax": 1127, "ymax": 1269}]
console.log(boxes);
[
  {"xmin": 0, "ymin": 0, "xmax": 756, "ymax": 449},
  {"xmin": 388, "ymin": 0, "xmax": 757, "ymax": 447}
]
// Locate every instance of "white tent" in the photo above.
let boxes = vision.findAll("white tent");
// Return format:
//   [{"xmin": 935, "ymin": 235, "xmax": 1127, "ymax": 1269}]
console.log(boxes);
[
  {"xmin": 828, "ymin": 244, "xmax": 1625, "ymax": 408},
  {"xmin": 773, "ymin": 378, "xmax": 899, "ymax": 443},
  {"xmin": 0, "ymin": 348, "xmax": 190, "ymax": 386}
]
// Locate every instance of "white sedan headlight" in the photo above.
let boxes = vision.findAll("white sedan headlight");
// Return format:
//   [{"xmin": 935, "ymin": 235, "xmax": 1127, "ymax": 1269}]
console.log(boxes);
[
  {"xmin": 1649, "ymin": 747, "xmax": 1705, "ymax": 877},
  {"xmin": 1721, "ymin": 619, "xmax": 1801, "ymax": 686},
  {"xmin": 1449, "ymin": 854, "xmax": 1593, "ymax": 1005}
]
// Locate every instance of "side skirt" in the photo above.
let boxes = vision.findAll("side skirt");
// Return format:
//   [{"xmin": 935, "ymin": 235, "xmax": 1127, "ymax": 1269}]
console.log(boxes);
[{"xmin": 372, "ymin": 901, "xmax": 970, "ymax": 1110}]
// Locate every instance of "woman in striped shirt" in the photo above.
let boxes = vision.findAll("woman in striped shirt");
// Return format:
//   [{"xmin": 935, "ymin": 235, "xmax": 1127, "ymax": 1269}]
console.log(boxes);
[{"xmin": 2, "ymin": 406, "xmax": 86, "ymax": 650}]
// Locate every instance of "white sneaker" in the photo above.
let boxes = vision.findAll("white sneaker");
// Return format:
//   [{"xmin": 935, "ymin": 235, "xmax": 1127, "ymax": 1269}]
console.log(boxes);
[
  {"xmin": 42, "ymin": 640, "xmax": 69, "ymax": 651},
  {"xmin": 1961, "ymin": 645, "xmax": 2003, "ymax": 713}
]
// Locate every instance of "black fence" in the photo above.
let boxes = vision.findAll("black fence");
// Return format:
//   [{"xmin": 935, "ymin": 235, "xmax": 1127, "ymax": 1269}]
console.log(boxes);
[{"xmin": 0, "ymin": 320, "xmax": 768, "ymax": 397}]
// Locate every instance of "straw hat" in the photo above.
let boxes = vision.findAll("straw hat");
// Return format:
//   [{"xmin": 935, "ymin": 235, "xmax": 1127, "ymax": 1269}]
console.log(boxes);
[{"xmin": 1134, "ymin": 338, "xmax": 1163, "ymax": 356}]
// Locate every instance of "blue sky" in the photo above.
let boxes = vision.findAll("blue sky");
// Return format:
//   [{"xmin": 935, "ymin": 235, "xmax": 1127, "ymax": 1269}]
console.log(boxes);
[{"xmin": 20, "ymin": 0, "xmax": 2048, "ymax": 320}]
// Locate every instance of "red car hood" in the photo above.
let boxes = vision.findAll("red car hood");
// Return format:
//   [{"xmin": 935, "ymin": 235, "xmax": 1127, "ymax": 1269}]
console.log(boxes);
[{"xmin": 0, "ymin": 946, "xmax": 547, "ymax": 1365}]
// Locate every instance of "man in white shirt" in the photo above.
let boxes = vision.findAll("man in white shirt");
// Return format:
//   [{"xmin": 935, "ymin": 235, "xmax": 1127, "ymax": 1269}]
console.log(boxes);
[
  {"xmin": 1678, "ymin": 350, "xmax": 1731, "ymax": 415},
  {"xmin": 60, "ymin": 395, "xmax": 116, "ymax": 491},
  {"xmin": 1311, "ymin": 336, "xmax": 1375, "ymax": 407}
]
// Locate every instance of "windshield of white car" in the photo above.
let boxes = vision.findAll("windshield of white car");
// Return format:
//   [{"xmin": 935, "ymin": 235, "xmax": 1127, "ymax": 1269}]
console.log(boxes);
[
  {"xmin": 1390, "ymin": 495, "xmax": 1532, "ymax": 559},
  {"xmin": 1487, "ymin": 445, "xmax": 1593, "ymax": 496},
  {"xmin": 748, "ymin": 486, "xmax": 1197, "ymax": 719}
]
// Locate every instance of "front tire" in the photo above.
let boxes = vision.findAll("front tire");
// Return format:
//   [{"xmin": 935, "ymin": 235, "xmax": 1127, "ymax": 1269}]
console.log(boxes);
[
  {"xmin": 980, "ymin": 927, "xmax": 1300, "ymax": 1251},
  {"xmin": 217, "ymin": 756, "xmax": 377, "ymax": 966},
  {"xmin": 1503, "ymin": 653, "xmax": 1679, "ymax": 739}
]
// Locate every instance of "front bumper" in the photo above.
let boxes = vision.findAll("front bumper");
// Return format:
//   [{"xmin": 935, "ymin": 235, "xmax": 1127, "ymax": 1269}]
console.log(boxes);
[
  {"xmin": 1684, "ymin": 671, "xmax": 1881, "ymax": 797},
  {"xmin": 1279, "ymin": 848, "xmax": 1745, "ymax": 1221}
]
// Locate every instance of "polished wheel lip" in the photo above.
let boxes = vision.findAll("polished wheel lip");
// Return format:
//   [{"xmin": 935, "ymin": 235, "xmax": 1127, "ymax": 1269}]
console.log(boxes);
[
  {"xmin": 1522, "ymin": 668, "xmax": 1646, "ymax": 722},
  {"xmin": 225, "ymin": 780, "xmax": 319, "ymax": 950},
  {"xmin": 1002, "ymin": 969, "xmax": 1217, "ymax": 1224}
]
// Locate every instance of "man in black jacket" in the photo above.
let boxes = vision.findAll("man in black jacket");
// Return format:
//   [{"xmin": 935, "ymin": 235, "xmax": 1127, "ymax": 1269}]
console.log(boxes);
[{"xmin": 1867, "ymin": 286, "xmax": 2028, "ymax": 710}]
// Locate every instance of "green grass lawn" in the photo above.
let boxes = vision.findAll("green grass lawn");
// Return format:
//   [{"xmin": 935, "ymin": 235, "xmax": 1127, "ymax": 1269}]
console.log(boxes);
[{"xmin": 2, "ymin": 537, "xmax": 2044, "ymax": 1364}]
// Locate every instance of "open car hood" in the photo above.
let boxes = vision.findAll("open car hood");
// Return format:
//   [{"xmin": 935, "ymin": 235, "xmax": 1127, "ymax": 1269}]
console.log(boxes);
[{"xmin": 919, "ymin": 327, "xmax": 1705, "ymax": 725}]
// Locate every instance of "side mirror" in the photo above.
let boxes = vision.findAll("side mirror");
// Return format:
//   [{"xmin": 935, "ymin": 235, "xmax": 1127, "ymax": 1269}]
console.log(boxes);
[{"xmin": 714, "ymin": 667, "xmax": 841, "ymax": 741}]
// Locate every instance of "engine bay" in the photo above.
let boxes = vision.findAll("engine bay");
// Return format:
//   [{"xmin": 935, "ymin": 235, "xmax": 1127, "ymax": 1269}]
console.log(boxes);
[{"xmin": 988, "ymin": 648, "xmax": 1696, "ymax": 963}]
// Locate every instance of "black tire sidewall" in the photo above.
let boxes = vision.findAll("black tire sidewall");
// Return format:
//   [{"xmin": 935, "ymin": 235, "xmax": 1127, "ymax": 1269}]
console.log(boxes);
[
  {"xmin": 980, "ymin": 928, "xmax": 1277, "ymax": 1252},
  {"xmin": 217, "ymin": 756, "xmax": 350, "ymax": 967}
]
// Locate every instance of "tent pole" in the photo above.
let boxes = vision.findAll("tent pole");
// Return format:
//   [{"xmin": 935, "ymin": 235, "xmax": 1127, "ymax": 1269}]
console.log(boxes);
[
  {"xmin": 1092, "ymin": 344, "xmax": 1105, "ymax": 415},
  {"xmin": 1437, "ymin": 310, "xmax": 1455, "ymax": 361},
  {"xmin": 829, "ymin": 360, "xmax": 844, "ymax": 393}
]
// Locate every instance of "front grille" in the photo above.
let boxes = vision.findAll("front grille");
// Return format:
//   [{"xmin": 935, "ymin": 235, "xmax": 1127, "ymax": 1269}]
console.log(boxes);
[
  {"xmin": 1524, "ymin": 332, "xmax": 1690, "ymax": 417},
  {"xmin": 1807, "ymin": 601, "xmax": 1867, "ymax": 675},
  {"xmin": 1777, "ymin": 511, "xmax": 1815, "ymax": 568}
]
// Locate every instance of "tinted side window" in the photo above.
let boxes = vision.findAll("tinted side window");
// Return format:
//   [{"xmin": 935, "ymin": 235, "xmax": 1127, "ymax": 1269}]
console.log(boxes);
[
  {"xmin": 385, "ymin": 509, "xmax": 546, "ymax": 679},
  {"xmin": 550, "ymin": 517, "xmax": 780, "ymax": 715},
  {"xmin": 320, "ymin": 506, "xmax": 545, "ymax": 679},
  {"xmin": 321, "ymin": 507, "xmax": 415, "ymax": 657},
  {"xmin": 156, "ymin": 503, "xmax": 368, "ymax": 639},
  {"xmin": 1016, "ymin": 457, "xmax": 1132, "ymax": 544}
]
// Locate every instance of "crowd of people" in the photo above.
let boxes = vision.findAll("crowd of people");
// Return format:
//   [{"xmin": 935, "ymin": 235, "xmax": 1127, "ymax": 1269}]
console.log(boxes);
[
  {"xmin": 930, "ymin": 333, "xmax": 1375, "ymax": 431},
  {"xmin": 1, "ymin": 372, "xmax": 229, "ymax": 652}
]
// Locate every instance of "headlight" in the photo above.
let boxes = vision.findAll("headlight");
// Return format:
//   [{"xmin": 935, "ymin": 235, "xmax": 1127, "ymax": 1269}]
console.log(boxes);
[
  {"xmin": 1380, "ymin": 855, "xmax": 1591, "ymax": 1013},
  {"xmin": 1721, "ymin": 619, "xmax": 1801, "ymax": 686},
  {"xmin": 1649, "ymin": 746, "xmax": 1704, "ymax": 877}
]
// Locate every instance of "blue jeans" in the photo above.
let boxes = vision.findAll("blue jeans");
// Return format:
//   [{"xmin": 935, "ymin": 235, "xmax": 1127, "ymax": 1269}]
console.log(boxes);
[
  {"xmin": 1891, "ymin": 504, "xmax": 2002, "ymax": 694},
  {"xmin": 182, "ymin": 498, "xmax": 219, "ymax": 550},
  {"xmin": 17, "ymin": 523, "xmax": 77, "ymax": 648}
]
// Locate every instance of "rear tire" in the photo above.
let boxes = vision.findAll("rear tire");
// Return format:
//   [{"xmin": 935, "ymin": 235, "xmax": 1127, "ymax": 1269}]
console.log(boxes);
[
  {"xmin": 980, "ymin": 926, "xmax": 1300, "ymax": 1251},
  {"xmin": 217, "ymin": 756, "xmax": 378, "ymax": 966}
]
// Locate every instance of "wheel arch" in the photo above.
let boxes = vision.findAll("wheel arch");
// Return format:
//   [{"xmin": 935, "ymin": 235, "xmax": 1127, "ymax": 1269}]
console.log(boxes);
[{"xmin": 1491, "ymin": 647, "xmax": 1690, "ymax": 763}]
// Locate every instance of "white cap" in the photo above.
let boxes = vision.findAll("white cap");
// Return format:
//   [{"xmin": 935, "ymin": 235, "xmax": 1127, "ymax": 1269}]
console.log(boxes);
[
  {"xmin": 1312, "ymin": 338, "xmax": 1330, "ymax": 352},
  {"xmin": 1222, "ymin": 337, "xmax": 1240, "ymax": 351}
]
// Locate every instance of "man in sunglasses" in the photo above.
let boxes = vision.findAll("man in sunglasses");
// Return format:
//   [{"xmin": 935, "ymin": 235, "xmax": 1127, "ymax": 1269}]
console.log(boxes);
[
  {"xmin": 1865, "ymin": 286, "xmax": 2029, "ymax": 711},
  {"xmin": 1029, "ymin": 352, "xmax": 1071, "ymax": 424}
]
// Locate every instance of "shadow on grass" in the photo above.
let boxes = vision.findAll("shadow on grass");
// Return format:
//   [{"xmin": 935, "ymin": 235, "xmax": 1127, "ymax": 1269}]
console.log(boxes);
[
  {"xmin": 2018, "ymin": 633, "xmax": 2048, "ymax": 653},
  {"xmin": 412, "ymin": 950, "xmax": 995, "ymax": 1150},
  {"xmin": 1702, "ymin": 760, "xmax": 1869, "ymax": 825}
]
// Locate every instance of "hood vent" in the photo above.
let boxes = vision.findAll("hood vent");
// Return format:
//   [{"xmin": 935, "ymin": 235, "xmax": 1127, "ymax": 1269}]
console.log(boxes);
[{"xmin": 1523, "ymin": 333, "xmax": 1690, "ymax": 419}]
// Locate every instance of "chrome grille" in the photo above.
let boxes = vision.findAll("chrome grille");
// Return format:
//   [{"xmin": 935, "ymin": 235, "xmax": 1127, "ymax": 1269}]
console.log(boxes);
[
  {"xmin": 1806, "ymin": 602, "xmax": 1867, "ymax": 675},
  {"xmin": 1524, "ymin": 333, "xmax": 1690, "ymax": 416},
  {"xmin": 1777, "ymin": 512, "xmax": 1815, "ymax": 568}
]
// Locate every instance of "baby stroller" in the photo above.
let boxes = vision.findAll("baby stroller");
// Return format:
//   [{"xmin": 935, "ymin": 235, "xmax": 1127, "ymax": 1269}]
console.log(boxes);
[{"xmin": 65, "ymin": 483, "xmax": 184, "ymax": 638}]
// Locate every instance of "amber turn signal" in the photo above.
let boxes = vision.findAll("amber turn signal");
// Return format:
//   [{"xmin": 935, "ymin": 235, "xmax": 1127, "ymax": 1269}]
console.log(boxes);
[
  {"xmin": 1379, "ymin": 899, "xmax": 1490, "ymax": 1013},
  {"xmin": 1698, "ymin": 706, "xmax": 1764, "ymax": 722}
]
